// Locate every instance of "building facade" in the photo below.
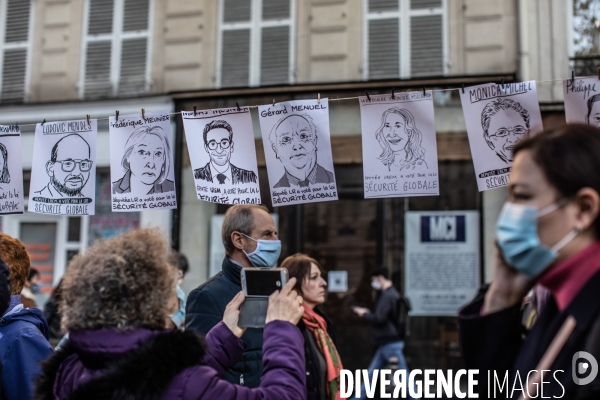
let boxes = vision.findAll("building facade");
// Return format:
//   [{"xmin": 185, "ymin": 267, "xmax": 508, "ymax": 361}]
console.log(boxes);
[{"xmin": 0, "ymin": 0, "xmax": 573, "ymax": 369}]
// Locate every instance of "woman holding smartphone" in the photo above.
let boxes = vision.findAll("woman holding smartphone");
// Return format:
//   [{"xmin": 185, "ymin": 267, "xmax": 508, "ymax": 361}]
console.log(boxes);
[{"xmin": 281, "ymin": 254, "xmax": 344, "ymax": 400}]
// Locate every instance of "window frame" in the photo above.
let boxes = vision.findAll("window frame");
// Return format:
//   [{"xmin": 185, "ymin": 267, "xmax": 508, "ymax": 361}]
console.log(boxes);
[
  {"xmin": 0, "ymin": 0, "xmax": 34, "ymax": 103},
  {"xmin": 78, "ymin": 0, "xmax": 155, "ymax": 99},
  {"xmin": 362, "ymin": 0, "xmax": 448, "ymax": 80},
  {"xmin": 216, "ymin": 0, "xmax": 296, "ymax": 88}
]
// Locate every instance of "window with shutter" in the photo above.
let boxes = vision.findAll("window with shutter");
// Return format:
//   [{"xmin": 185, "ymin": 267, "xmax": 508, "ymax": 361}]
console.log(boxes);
[
  {"xmin": 364, "ymin": 0, "xmax": 445, "ymax": 80},
  {"xmin": 218, "ymin": 0, "xmax": 294, "ymax": 88},
  {"xmin": 80, "ymin": 0, "xmax": 152, "ymax": 99},
  {"xmin": 0, "ymin": 0, "xmax": 33, "ymax": 103}
]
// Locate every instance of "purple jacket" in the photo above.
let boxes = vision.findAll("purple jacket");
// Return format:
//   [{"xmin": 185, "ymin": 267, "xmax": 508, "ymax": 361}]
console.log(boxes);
[{"xmin": 44, "ymin": 321, "xmax": 306, "ymax": 400}]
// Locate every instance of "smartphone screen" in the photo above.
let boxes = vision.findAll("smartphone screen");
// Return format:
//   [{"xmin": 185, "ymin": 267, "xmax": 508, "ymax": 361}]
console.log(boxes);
[{"xmin": 244, "ymin": 270, "xmax": 285, "ymax": 296}]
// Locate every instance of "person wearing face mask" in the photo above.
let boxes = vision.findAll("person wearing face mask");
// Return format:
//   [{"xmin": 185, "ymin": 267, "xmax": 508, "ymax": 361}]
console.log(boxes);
[
  {"xmin": 186, "ymin": 204, "xmax": 281, "ymax": 388},
  {"xmin": 282, "ymin": 254, "xmax": 344, "ymax": 400},
  {"xmin": 352, "ymin": 267, "xmax": 417, "ymax": 400},
  {"xmin": 20, "ymin": 267, "xmax": 40, "ymax": 308},
  {"xmin": 459, "ymin": 124, "xmax": 600, "ymax": 399}
]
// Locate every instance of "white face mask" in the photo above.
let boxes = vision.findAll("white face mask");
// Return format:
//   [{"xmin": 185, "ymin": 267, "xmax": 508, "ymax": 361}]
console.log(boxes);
[{"xmin": 371, "ymin": 280, "xmax": 382, "ymax": 290}]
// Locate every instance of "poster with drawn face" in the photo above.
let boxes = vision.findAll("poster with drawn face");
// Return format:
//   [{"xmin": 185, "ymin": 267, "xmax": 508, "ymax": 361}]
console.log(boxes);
[
  {"xmin": 460, "ymin": 81, "xmax": 543, "ymax": 192},
  {"xmin": 258, "ymin": 99, "xmax": 338, "ymax": 206},
  {"xmin": 182, "ymin": 107, "xmax": 261, "ymax": 205},
  {"xmin": 29, "ymin": 120, "xmax": 97, "ymax": 215},
  {"xmin": 360, "ymin": 92, "xmax": 439, "ymax": 198},
  {"xmin": 109, "ymin": 111, "xmax": 177, "ymax": 212},
  {"xmin": 0, "ymin": 125, "xmax": 24, "ymax": 214},
  {"xmin": 563, "ymin": 77, "xmax": 600, "ymax": 126}
]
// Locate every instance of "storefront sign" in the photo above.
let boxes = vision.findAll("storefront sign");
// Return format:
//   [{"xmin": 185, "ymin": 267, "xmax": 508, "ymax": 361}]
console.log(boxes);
[
  {"xmin": 460, "ymin": 81, "xmax": 543, "ymax": 191},
  {"xmin": 404, "ymin": 211, "xmax": 480, "ymax": 316},
  {"xmin": 29, "ymin": 119, "xmax": 97, "ymax": 215},
  {"xmin": 359, "ymin": 92, "xmax": 439, "ymax": 198},
  {"xmin": 182, "ymin": 107, "xmax": 261, "ymax": 205}
]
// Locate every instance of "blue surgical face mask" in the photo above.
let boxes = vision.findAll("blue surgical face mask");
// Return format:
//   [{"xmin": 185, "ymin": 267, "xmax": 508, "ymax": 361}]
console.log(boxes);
[
  {"xmin": 31, "ymin": 283, "xmax": 41, "ymax": 294},
  {"xmin": 242, "ymin": 233, "xmax": 281, "ymax": 268},
  {"xmin": 495, "ymin": 201, "xmax": 581, "ymax": 277}
]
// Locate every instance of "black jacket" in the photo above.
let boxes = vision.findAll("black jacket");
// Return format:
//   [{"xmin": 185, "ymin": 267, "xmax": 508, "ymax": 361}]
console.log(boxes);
[
  {"xmin": 185, "ymin": 257, "xmax": 263, "ymax": 388},
  {"xmin": 297, "ymin": 308, "xmax": 337, "ymax": 400},
  {"xmin": 0, "ymin": 258, "xmax": 9, "ymax": 400},
  {"xmin": 459, "ymin": 271, "xmax": 600, "ymax": 399},
  {"xmin": 363, "ymin": 286, "xmax": 404, "ymax": 348}
]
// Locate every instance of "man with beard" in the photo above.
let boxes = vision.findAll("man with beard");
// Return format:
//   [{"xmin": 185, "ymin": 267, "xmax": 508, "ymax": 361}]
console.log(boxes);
[
  {"xmin": 35, "ymin": 134, "xmax": 92, "ymax": 198},
  {"xmin": 269, "ymin": 114, "xmax": 334, "ymax": 188},
  {"xmin": 481, "ymin": 98, "xmax": 530, "ymax": 164},
  {"xmin": 193, "ymin": 120, "xmax": 257, "ymax": 185}
]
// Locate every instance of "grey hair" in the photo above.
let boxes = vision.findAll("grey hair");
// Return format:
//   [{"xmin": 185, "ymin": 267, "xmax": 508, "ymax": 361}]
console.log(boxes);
[
  {"xmin": 481, "ymin": 98, "xmax": 530, "ymax": 138},
  {"xmin": 121, "ymin": 125, "xmax": 171, "ymax": 184},
  {"xmin": 222, "ymin": 204, "xmax": 269, "ymax": 255},
  {"xmin": 268, "ymin": 114, "xmax": 318, "ymax": 156},
  {"xmin": 60, "ymin": 228, "xmax": 177, "ymax": 332}
]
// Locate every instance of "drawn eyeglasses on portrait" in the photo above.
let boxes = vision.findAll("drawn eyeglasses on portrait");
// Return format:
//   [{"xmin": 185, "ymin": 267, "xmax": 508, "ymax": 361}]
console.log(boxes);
[
  {"xmin": 207, "ymin": 138, "xmax": 231, "ymax": 150},
  {"xmin": 481, "ymin": 98, "xmax": 531, "ymax": 164},
  {"xmin": 488, "ymin": 126, "xmax": 529, "ymax": 139},
  {"xmin": 56, "ymin": 159, "xmax": 93, "ymax": 172}
]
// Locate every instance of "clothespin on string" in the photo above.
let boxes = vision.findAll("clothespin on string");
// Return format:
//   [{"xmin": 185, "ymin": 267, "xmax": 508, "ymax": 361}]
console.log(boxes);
[
  {"xmin": 597, "ymin": 67, "xmax": 600, "ymax": 80},
  {"xmin": 365, "ymin": 91, "xmax": 371, "ymax": 102},
  {"xmin": 86, "ymin": 114, "xmax": 91, "ymax": 125},
  {"xmin": 41, "ymin": 119, "xmax": 46, "ymax": 126},
  {"xmin": 317, "ymin": 93, "xmax": 321, "ymax": 104},
  {"xmin": 461, "ymin": 83, "xmax": 465, "ymax": 94},
  {"xmin": 14, "ymin": 122, "xmax": 18, "ymax": 131},
  {"xmin": 501, "ymin": 78, "xmax": 505, "ymax": 89},
  {"xmin": 391, "ymin": 88, "xmax": 396, "ymax": 100},
  {"xmin": 115, "ymin": 110, "xmax": 119, "ymax": 121},
  {"xmin": 142, "ymin": 108, "xmax": 146, "ymax": 120},
  {"xmin": 422, "ymin": 86, "xmax": 426, "ymax": 96},
  {"xmin": 236, "ymin": 102, "xmax": 241, "ymax": 111},
  {"xmin": 572, "ymin": 70, "xmax": 575, "ymax": 86},
  {"xmin": 272, "ymin": 99, "xmax": 275, "ymax": 106},
  {"xmin": 193, "ymin": 106, "xmax": 197, "ymax": 116}
]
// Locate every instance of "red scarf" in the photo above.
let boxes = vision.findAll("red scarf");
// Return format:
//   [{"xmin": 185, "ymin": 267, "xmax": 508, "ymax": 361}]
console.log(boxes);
[{"xmin": 301, "ymin": 304, "xmax": 343, "ymax": 400}]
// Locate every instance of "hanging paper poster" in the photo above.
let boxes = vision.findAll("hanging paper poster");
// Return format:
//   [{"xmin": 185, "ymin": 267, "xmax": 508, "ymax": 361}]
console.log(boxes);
[
  {"xmin": 258, "ymin": 99, "xmax": 338, "ymax": 206},
  {"xmin": 29, "ymin": 119, "xmax": 97, "ymax": 215},
  {"xmin": 182, "ymin": 107, "xmax": 261, "ymax": 205},
  {"xmin": 563, "ymin": 77, "xmax": 600, "ymax": 126},
  {"xmin": 109, "ymin": 111, "xmax": 177, "ymax": 212},
  {"xmin": 460, "ymin": 81, "xmax": 543, "ymax": 192},
  {"xmin": 359, "ymin": 92, "xmax": 439, "ymax": 198},
  {"xmin": 0, "ymin": 125, "xmax": 24, "ymax": 214}
]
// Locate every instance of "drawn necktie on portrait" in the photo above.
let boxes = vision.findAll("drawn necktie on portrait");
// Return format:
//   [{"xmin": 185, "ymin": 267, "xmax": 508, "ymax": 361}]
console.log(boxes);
[{"xmin": 217, "ymin": 173, "xmax": 226, "ymax": 184}]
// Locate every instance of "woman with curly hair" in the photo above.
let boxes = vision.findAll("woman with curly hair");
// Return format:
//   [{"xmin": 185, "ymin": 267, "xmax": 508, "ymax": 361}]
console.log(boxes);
[
  {"xmin": 375, "ymin": 107, "xmax": 427, "ymax": 172},
  {"xmin": 35, "ymin": 228, "xmax": 306, "ymax": 400}
]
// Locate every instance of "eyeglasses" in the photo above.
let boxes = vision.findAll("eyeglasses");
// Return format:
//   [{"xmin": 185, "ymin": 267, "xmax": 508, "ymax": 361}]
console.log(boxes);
[
  {"xmin": 489, "ymin": 126, "xmax": 529, "ymax": 139},
  {"xmin": 56, "ymin": 159, "xmax": 93, "ymax": 172},
  {"xmin": 207, "ymin": 139, "xmax": 231, "ymax": 150}
]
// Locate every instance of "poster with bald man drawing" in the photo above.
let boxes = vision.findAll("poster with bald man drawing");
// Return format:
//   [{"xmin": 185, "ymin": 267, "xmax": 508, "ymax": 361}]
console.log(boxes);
[
  {"xmin": 109, "ymin": 111, "xmax": 176, "ymax": 212},
  {"xmin": 460, "ymin": 81, "xmax": 543, "ymax": 192},
  {"xmin": 563, "ymin": 77, "xmax": 600, "ymax": 127},
  {"xmin": 359, "ymin": 91, "xmax": 439, "ymax": 198},
  {"xmin": 182, "ymin": 106, "xmax": 261, "ymax": 205},
  {"xmin": 258, "ymin": 99, "xmax": 338, "ymax": 206},
  {"xmin": 29, "ymin": 119, "xmax": 97, "ymax": 215},
  {"xmin": 0, "ymin": 125, "xmax": 24, "ymax": 214}
]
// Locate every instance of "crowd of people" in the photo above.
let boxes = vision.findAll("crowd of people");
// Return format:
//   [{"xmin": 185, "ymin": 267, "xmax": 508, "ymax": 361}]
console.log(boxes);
[{"xmin": 1, "ymin": 123, "xmax": 600, "ymax": 399}]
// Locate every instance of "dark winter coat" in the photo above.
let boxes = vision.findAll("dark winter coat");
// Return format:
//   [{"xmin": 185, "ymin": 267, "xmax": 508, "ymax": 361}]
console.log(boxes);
[
  {"xmin": 35, "ymin": 320, "xmax": 306, "ymax": 400},
  {"xmin": 363, "ymin": 286, "xmax": 404, "ymax": 348},
  {"xmin": 297, "ymin": 308, "xmax": 337, "ymax": 400},
  {"xmin": 0, "ymin": 295, "xmax": 53, "ymax": 400},
  {"xmin": 459, "ymin": 271, "xmax": 600, "ymax": 399},
  {"xmin": 186, "ymin": 257, "xmax": 264, "ymax": 387},
  {"xmin": 0, "ymin": 258, "xmax": 10, "ymax": 400}
]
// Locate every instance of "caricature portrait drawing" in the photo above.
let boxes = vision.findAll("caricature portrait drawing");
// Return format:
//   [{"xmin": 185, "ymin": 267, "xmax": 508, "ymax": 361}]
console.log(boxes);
[
  {"xmin": 481, "ymin": 98, "xmax": 530, "ymax": 164},
  {"xmin": 269, "ymin": 114, "xmax": 334, "ymax": 188},
  {"xmin": 193, "ymin": 120, "xmax": 257, "ymax": 185},
  {"xmin": 586, "ymin": 94, "xmax": 600, "ymax": 128},
  {"xmin": 376, "ymin": 107, "xmax": 428, "ymax": 172},
  {"xmin": 0, "ymin": 142, "xmax": 10, "ymax": 190},
  {"xmin": 112, "ymin": 125, "xmax": 175, "ymax": 195},
  {"xmin": 35, "ymin": 134, "xmax": 92, "ymax": 198}
]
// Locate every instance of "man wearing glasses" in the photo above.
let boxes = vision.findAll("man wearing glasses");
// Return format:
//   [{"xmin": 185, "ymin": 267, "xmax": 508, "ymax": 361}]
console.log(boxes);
[
  {"xmin": 481, "ymin": 98, "xmax": 531, "ymax": 164},
  {"xmin": 193, "ymin": 120, "xmax": 257, "ymax": 185},
  {"xmin": 35, "ymin": 134, "xmax": 92, "ymax": 198}
]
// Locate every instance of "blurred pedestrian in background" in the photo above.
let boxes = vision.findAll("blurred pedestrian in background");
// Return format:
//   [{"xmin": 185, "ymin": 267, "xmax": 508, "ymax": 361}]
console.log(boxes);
[
  {"xmin": 282, "ymin": 253, "xmax": 344, "ymax": 400},
  {"xmin": 0, "ymin": 234, "xmax": 52, "ymax": 400},
  {"xmin": 169, "ymin": 250, "xmax": 189, "ymax": 329},
  {"xmin": 352, "ymin": 266, "xmax": 416, "ymax": 400},
  {"xmin": 43, "ymin": 279, "xmax": 64, "ymax": 346},
  {"xmin": 36, "ymin": 228, "xmax": 307, "ymax": 400},
  {"xmin": 20, "ymin": 267, "xmax": 40, "ymax": 308},
  {"xmin": 460, "ymin": 124, "xmax": 600, "ymax": 398}
]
